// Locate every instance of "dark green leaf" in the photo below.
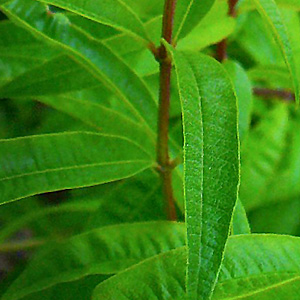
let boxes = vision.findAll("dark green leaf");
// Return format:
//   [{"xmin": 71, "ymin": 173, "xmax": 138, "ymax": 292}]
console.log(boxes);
[
  {"xmin": 0, "ymin": 132, "xmax": 153, "ymax": 204},
  {"xmin": 37, "ymin": 95, "xmax": 156, "ymax": 157},
  {"xmin": 3, "ymin": 222, "xmax": 185, "ymax": 300},
  {"xmin": 0, "ymin": 55, "xmax": 100, "ymax": 98},
  {"xmin": 2, "ymin": 1, "xmax": 158, "ymax": 131},
  {"xmin": 170, "ymin": 49, "xmax": 239, "ymax": 300}
]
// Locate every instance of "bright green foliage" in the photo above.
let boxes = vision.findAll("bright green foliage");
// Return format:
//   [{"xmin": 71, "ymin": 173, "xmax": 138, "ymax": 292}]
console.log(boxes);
[
  {"xmin": 2, "ymin": 0, "xmax": 158, "ymax": 131},
  {"xmin": 252, "ymin": 0, "xmax": 300, "ymax": 103},
  {"xmin": 173, "ymin": 0, "xmax": 216, "ymax": 41},
  {"xmin": 1, "ymin": 0, "xmax": 300, "ymax": 299},
  {"xmin": 93, "ymin": 235, "xmax": 300, "ymax": 299},
  {"xmin": 93, "ymin": 247, "xmax": 187, "ymax": 300},
  {"xmin": 178, "ymin": 0, "xmax": 235, "ymax": 51},
  {"xmin": 0, "ymin": 132, "xmax": 153, "ymax": 204},
  {"xmin": 240, "ymin": 103, "xmax": 289, "ymax": 210},
  {"xmin": 3, "ymin": 222, "xmax": 185, "ymax": 300},
  {"xmin": 170, "ymin": 49, "xmax": 239, "ymax": 300}
]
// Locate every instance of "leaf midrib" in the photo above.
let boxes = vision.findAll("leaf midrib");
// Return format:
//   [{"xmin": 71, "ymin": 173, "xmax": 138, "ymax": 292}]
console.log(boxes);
[{"xmin": 0, "ymin": 160, "xmax": 152, "ymax": 183}]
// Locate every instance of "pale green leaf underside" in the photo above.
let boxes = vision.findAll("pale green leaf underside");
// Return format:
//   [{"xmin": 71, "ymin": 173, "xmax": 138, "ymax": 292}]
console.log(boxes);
[
  {"xmin": 170, "ymin": 49, "xmax": 239, "ymax": 299},
  {"xmin": 36, "ymin": 0, "xmax": 150, "ymax": 42},
  {"xmin": 0, "ymin": 132, "xmax": 153, "ymax": 205},
  {"xmin": 1, "ymin": 0, "xmax": 158, "ymax": 131},
  {"xmin": 93, "ymin": 235, "xmax": 300, "ymax": 299},
  {"xmin": 3, "ymin": 222, "xmax": 185, "ymax": 300},
  {"xmin": 252, "ymin": 0, "xmax": 300, "ymax": 103}
]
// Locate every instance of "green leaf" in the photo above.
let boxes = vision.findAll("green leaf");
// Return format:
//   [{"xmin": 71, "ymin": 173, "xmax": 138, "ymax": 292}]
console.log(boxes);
[
  {"xmin": 84, "ymin": 169, "xmax": 166, "ymax": 229},
  {"xmin": 232, "ymin": 198, "xmax": 251, "ymax": 235},
  {"xmin": 21, "ymin": 275, "xmax": 108, "ymax": 300},
  {"xmin": 236, "ymin": 11, "xmax": 283, "ymax": 66},
  {"xmin": 0, "ymin": 21, "xmax": 60, "ymax": 86},
  {"xmin": 0, "ymin": 55, "xmax": 100, "ymax": 98},
  {"xmin": 170, "ymin": 49, "xmax": 239, "ymax": 300},
  {"xmin": 240, "ymin": 103, "xmax": 289, "ymax": 210},
  {"xmin": 177, "ymin": 0, "xmax": 235, "ymax": 51},
  {"xmin": 1, "ymin": 1, "xmax": 158, "ymax": 131},
  {"xmin": 173, "ymin": 0, "xmax": 216, "ymax": 41},
  {"xmin": 3, "ymin": 222, "xmax": 185, "ymax": 300},
  {"xmin": 252, "ymin": 0, "xmax": 300, "ymax": 103},
  {"xmin": 93, "ymin": 235, "xmax": 300, "ymax": 299},
  {"xmin": 0, "ymin": 132, "xmax": 153, "ymax": 204},
  {"xmin": 248, "ymin": 65, "xmax": 292, "ymax": 90},
  {"xmin": 93, "ymin": 247, "xmax": 187, "ymax": 300},
  {"xmin": 37, "ymin": 95, "xmax": 156, "ymax": 157},
  {"xmin": 0, "ymin": 200, "xmax": 100, "ymax": 244},
  {"xmin": 224, "ymin": 60, "xmax": 253, "ymax": 142},
  {"xmin": 213, "ymin": 234, "xmax": 300, "ymax": 299},
  {"xmin": 36, "ymin": 0, "xmax": 150, "ymax": 42},
  {"xmin": 239, "ymin": 0, "xmax": 300, "ymax": 13}
]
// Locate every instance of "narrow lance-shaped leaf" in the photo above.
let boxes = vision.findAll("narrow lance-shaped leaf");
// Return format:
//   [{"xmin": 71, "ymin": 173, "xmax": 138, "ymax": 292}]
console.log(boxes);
[
  {"xmin": 252, "ymin": 0, "xmax": 300, "ymax": 103},
  {"xmin": 1, "ymin": 0, "xmax": 158, "ymax": 132},
  {"xmin": 0, "ymin": 21, "xmax": 60, "ymax": 86},
  {"xmin": 93, "ymin": 234, "xmax": 300, "ymax": 299},
  {"xmin": 173, "ymin": 0, "xmax": 216, "ymax": 42},
  {"xmin": 36, "ymin": 0, "xmax": 150, "ymax": 42},
  {"xmin": 0, "ymin": 132, "xmax": 153, "ymax": 205},
  {"xmin": 169, "ymin": 48, "xmax": 239, "ymax": 299},
  {"xmin": 37, "ymin": 95, "xmax": 156, "ymax": 157},
  {"xmin": 0, "ymin": 55, "xmax": 100, "ymax": 98},
  {"xmin": 3, "ymin": 222, "xmax": 185, "ymax": 300}
]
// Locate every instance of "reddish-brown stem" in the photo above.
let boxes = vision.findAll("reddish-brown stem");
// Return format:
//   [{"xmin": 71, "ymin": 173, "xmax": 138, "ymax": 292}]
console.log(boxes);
[
  {"xmin": 229, "ymin": 0, "xmax": 239, "ymax": 17},
  {"xmin": 253, "ymin": 87, "xmax": 295, "ymax": 102},
  {"xmin": 216, "ymin": 40, "xmax": 228, "ymax": 62},
  {"xmin": 216, "ymin": 0, "xmax": 239, "ymax": 61},
  {"xmin": 155, "ymin": 0, "xmax": 178, "ymax": 221}
]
